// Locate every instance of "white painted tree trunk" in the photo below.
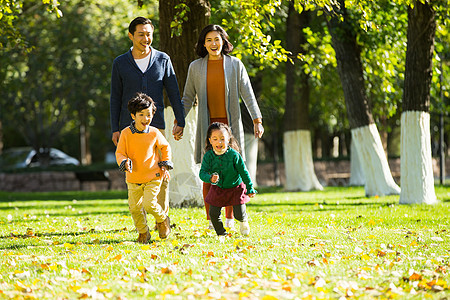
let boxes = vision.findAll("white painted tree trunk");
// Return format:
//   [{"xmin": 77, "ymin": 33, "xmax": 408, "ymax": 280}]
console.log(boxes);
[
  {"xmin": 283, "ymin": 130, "xmax": 323, "ymax": 191},
  {"xmin": 349, "ymin": 139, "xmax": 365, "ymax": 186},
  {"xmin": 351, "ymin": 124, "xmax": 400, "ymax": 196},
  {"xmin": 164, "ymin": 106, "xmax": 203, "ymax": 207},
  {"xmin": 399, "ymin": 111, "xmax": 437, "ymax": 204},
  {"xmin": 244, "ymin": 133, "xmax": 258, "ymax": 186}
]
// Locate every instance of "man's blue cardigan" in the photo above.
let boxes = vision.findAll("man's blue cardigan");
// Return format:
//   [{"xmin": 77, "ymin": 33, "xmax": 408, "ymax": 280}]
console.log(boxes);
[{"xmin": 110, "ymin": 47, "xmax": 185, "ymax": 132}]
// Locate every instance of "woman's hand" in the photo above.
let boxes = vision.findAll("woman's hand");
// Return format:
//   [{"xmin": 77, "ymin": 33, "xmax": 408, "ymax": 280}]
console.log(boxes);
[{"xmin": 253, "ymin": 122, "xmax": 264, "ymax": 139}]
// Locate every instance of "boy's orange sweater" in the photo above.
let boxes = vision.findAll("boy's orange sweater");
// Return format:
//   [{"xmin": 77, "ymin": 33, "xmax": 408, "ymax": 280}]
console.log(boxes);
[{"xmin": 116, "ymin": 126, "xmax": 171, "ymax": 184}]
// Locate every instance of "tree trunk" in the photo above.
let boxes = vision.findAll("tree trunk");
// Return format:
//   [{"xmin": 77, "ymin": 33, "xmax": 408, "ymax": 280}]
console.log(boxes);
[
  {"xmin": 0, "ymin": 120, "xmax": 3, "ymax": 154},
  {"xmin": 326, "ymin": 0, "xmax": 399, "ymax": 196},
  {"xmin": 159, "ymin": 0, "xmax": 210, "ymax": 207},
  {"xmin": 79, "ymin": 106, "xmax": 92, "ymax": 165},
  {"xmin": 400, "ymin": 2, "xmax": 437, "ymax": 204},
  {"xmin": 159, "ymin": 0, "xmax": 210, "ymax": 95},
  {"xmin": 349, "ymin": 139, "xmax": 365, "ymax": 186},
  {"xmin": 283, "ymin": 3, "xmax": 322, "ymax": 191}
]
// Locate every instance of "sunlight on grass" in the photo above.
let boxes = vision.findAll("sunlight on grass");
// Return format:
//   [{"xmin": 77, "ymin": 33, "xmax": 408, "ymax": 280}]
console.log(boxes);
[{"xmin": 0, "ymin": 186, "xmax": 449, "ymax": 299}]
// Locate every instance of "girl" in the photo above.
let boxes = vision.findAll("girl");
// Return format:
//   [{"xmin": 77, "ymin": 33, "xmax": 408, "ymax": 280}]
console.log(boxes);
[
  {"xmin": 183, "ymin": 24, "xmax": 264, "ymax": 230},
  {"xmin": 199, "ymin": 122, "xmax": 256, "ymax": 236}
]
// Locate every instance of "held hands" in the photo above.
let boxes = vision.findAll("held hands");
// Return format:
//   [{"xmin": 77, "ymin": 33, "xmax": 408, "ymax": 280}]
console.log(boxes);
[{"xmin": 172, "ymin": 123, "xmax": 184, "ymax": 141}]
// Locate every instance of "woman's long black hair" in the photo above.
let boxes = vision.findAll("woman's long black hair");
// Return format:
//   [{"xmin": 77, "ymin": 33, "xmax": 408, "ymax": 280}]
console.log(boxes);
[{"xmin": 195, "ymin": 24, "xmax": 234, "ymax": 58}]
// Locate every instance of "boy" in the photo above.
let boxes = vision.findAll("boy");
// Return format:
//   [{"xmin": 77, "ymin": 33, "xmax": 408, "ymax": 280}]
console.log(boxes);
[{"xmin": 116, "ymin": 92, "xmax": 172, "ymax": 243}]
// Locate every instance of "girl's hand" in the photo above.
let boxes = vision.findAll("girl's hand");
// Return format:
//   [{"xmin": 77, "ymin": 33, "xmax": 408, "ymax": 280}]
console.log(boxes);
[
  {"xmin": 161, "ymin": 166, "xmax": 171, "ymax": 181},
  {"xmin": 248, "ymin": 193, "xmax": 255, "ymax": 198},
  {"xmin": 211, "ymin": 173, "xmax": 219, "ymax": 184}
]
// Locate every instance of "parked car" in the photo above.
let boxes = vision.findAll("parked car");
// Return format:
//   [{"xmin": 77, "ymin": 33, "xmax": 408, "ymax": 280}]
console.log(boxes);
[{"xmin": 0, "ymin": 147, "xmax": 80, "ymax": 170}]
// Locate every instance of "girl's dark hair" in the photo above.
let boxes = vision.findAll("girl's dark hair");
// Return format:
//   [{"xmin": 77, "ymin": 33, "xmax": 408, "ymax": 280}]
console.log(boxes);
[
  {"xmin": 205, "ymin": 122, "xmax": 240, "ymax": 153},
  {"xmin": 129, "ymin": 17, "xmax": 154, "ymax": 35},
  {"xmin": 127, "ymin": 92, "xmax": 156, "ymax": 115},
  {"xmin": 195, "ymin": 24, "xmax": 234, "ymax": 58}
]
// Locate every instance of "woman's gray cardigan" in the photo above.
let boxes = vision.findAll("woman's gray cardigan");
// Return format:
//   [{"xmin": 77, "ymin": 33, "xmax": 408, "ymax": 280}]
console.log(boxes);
[{"xmin": 182, "ymin": 55, "xmax": 262, "ymax": 164}]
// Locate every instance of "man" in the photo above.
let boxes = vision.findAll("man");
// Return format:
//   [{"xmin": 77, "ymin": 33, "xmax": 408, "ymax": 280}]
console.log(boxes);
[{"xmin": 110, "ymin": 16, "xmax": 185, "ymax": 219}]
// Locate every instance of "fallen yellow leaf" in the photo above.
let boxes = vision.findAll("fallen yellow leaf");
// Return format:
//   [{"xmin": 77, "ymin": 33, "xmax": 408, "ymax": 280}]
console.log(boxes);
[
  {"xmin": 113, "ymin": 254, "xmax": 122, "ymax": 261},
  {"xmin": 64, "ymin": 243, "xmax": 74, "ymax": 249},
  {"xmin": 361, "ymin": 254, "xmax": 371, "ymax": 261}
]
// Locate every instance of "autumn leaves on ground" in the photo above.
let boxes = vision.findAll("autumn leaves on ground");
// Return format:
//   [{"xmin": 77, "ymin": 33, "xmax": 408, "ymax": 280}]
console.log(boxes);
[{"xmin": 0, "ymin": 186, "xmax": 449, "ymax": 299}]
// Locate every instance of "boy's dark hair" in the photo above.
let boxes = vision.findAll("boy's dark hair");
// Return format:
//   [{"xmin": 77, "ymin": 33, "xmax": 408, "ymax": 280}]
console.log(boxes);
[
  {"xmin": 129, "ymin": 17, "xmax": 154, "ymax": 35},
  {"xmin": 195, "ymin": 24, "xmax": 234, "ymax": 58},
  {"xmin": 128, "ymin": 92, "xmax": 156, "ymax": 115},
  {"xmin": 205, "ymin": 122, "xmax": 240, "ymax": 153}
]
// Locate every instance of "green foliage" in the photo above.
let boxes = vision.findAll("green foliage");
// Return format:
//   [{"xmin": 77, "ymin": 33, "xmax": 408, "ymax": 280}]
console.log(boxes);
[
  {"xmin": 170, "ymin": 0, "xmax": 190, "ymax": 37},
  {"xmin": 213, "ymin": 0, "xmax": 290, "ymax": 66},
  {"xmin": 0, "ymin": 0, "xmax": 61, "ymax": 50},
  {"xmin": 0, "ymin": 187, "xmax": 448, "ymax": 298},
  {"xmin": 0, "ymin": 0, "xmax": 154, "ymax": 160}
]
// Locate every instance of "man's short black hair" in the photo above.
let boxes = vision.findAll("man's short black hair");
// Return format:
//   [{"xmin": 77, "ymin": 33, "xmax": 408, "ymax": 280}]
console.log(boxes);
[{"xmin": 129, "ymin": 17, "xmax": 154, "ymax": 35}]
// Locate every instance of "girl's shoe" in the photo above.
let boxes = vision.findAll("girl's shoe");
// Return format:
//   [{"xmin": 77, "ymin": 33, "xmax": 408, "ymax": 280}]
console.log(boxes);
[
  {"xmin": 225, "ymin": 218, "xmax": 235, "ymax": 229},
  {"xmin": 240, "ymin": 221, "xmax": 250, "ymax": 236},
  {"xmin": 207, "ymin": 220, "xmax": 214, "ymax": 230}
]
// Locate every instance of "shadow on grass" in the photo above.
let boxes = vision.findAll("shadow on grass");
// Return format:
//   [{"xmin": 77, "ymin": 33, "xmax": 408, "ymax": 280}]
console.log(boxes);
[
  {"xmin": 0, "ymin": 225, "xmax": 179, "ymax": 251},
  {"xmin": 0, "ymin": 239, "xmax": 134, "ymax": 251},
  {"xmin": 0, "ymin": 228, "xmax": 134, "ymax": 250},
  {"xmin": 248, "ymin": 200, "xmax": 397, "ymax": 213},
  {"xmin": 0, "ymin": 190, "xmax": 128, "ymax": 202},
  {"xmin": 0, "ymin": 201, "xmax": 129, "ymax": 214}
]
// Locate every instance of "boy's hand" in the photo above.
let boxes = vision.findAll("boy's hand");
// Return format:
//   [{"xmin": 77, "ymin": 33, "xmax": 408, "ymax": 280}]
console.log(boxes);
[
  {"xmin": 161, "ymin": 166, "xmax": 171, "ymax": 181},
  {"xmin": 248, "ymin": 193, "xmax": 255, "ymax": 198},
  {"xmin": 125, "ymin": 158, "xmax": 132, "ymax": 173}
]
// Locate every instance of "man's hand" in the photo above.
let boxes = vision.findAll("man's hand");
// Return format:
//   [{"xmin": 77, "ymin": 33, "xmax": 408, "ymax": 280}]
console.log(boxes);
[
  {"xmin": 172, "ymin": 124, "xmax": 184, "ymax": 141},
  {"xmin": 112, "ymin": 131, "xmax": 120, "ymax": 146}
]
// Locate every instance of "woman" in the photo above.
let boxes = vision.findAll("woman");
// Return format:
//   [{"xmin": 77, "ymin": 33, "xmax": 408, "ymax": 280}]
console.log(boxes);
[{"xmin": 182, "ymin": 24, "xmax": 264, "ymax": 229}]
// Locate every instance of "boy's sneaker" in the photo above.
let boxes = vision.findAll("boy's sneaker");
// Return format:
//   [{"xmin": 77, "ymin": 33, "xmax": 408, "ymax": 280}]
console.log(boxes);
[
  {"xmin": 240, "ymin": 221, "xmax": 250, "ymax": 236},
  {"xmin": 157, "ymin": 216, "xmax": 171, "ymax": 239},
  {"xmin": 137, "ymin": 230, "xmax": 151, "ymax": 244},
  {"xmin": 225, "ymin": 218, "xmax": 235, "ymax": 229}
]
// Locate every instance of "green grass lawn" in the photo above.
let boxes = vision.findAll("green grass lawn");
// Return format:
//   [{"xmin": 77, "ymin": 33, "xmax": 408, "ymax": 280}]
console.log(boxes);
[{"xmin": 0, "ymin": 186, "xmax": 449, "ymax": 299}]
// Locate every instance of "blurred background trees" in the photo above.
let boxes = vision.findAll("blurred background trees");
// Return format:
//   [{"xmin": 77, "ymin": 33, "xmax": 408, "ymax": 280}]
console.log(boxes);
[{"xmin": 0, "ymin": 0, "xmax": 448, "ymax": 193}]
